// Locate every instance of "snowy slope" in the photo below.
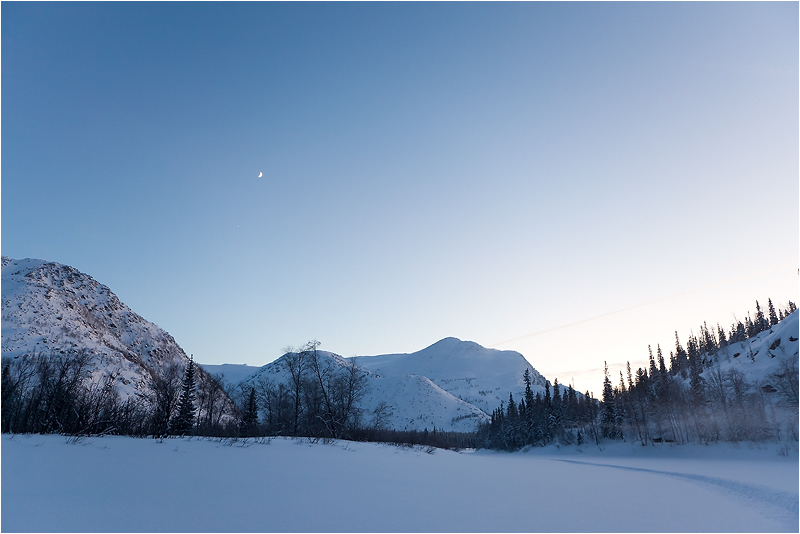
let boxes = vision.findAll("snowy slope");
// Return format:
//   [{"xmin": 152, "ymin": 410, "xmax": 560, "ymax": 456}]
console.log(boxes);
[
  {"xmin": 241, "ymin": 349, "xmax": 489, "ymax": 432},
  {"xmin": 1, "ymin": 257, "xmax": 225, "ymax": 408},
  {"xmin": 356, "ymin": 337, "xmax": 550, "ymax": 414},
  {"xmin": 704, "ymin": 310, "xmax": 799, "ymax": 390}
]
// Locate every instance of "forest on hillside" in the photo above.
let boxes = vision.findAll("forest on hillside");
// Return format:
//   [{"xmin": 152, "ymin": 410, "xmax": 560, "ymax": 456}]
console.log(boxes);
[{"xmin": 477, "ymin": 299, "xmax": 799, "ymax": 450}]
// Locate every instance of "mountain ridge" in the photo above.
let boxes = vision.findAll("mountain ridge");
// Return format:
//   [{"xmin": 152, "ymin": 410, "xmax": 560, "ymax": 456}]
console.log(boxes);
[{"xmin": 1, "ymin": 256, "xmax": 235, "ymax": 424}]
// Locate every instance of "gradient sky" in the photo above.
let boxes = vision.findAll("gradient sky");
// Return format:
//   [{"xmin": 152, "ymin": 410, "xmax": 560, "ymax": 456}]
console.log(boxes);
[{"xmin": 3, "ymin": 2, "xmax": 798, "ymax": 395}]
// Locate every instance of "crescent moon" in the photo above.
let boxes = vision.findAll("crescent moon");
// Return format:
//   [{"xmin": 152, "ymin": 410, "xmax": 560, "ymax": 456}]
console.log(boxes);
[{"xmin": 258, "ymin": 172, "xmax": 263, "ymax": 178}]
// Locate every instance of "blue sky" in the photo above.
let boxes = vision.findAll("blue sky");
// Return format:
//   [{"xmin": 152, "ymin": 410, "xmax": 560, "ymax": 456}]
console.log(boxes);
[{"xmin": 2, "ymin": 2, "xmax": 797, "ymax": 394}]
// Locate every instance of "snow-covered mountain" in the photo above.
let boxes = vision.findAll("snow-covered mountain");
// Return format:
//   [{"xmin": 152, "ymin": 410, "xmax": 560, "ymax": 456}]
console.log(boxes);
[
  {"xmin": 355, "ymin": 337, "xmax": 550, "ymax": 414},
  {"xmin": 1, "ymin": 257, "xmax": 230, "ymax": 415},
  {"xmin": 200, "ymin": 363, "xmax": 261, "ymax": 386},
  {"xmin": 237, "ymin": 349, "xmax": 490, "ymax": 432},
  {"xmin": 210, "ymin": 338, "xmax": 555, "ymax": 432}
]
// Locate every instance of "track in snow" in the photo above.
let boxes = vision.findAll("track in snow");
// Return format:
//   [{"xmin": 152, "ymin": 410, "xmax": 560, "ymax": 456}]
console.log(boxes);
[{"xmin": 554, "ymin": 458, "xmax": 799, "ymax": 528}]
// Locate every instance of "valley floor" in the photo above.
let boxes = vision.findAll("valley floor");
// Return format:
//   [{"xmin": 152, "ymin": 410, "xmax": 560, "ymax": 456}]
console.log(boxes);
[{"xmin": 1, "ymin": 434, "xmax": 797, "ymax": 532}]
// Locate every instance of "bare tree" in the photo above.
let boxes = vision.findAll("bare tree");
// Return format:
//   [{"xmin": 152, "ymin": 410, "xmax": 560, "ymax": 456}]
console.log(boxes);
[
  {"xmin": 284, "ymin": 345, "xmax": 310, "ymax": 435},
  {"xmin": 148, "ymin": 363, "xmax": 182, "ymax": 437},
  {"xmin": 772, "ymin": 357, "xmax": 799, "ymax": 408}
]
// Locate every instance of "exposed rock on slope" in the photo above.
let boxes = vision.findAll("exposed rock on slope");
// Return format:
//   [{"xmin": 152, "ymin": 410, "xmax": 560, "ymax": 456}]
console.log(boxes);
[{"xmin": 1, "ymin": 256, "xmax": 234, "ymax": 420}]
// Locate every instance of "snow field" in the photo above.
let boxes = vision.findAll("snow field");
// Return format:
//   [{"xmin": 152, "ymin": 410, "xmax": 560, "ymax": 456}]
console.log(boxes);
[{"xmin": 2, "ymin": 435, "xmax": 797, "ymax": 532}]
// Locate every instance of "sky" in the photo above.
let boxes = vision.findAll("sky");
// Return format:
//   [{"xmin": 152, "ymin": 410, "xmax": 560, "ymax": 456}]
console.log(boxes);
[{"xmin": 2, "ymin": 2, "xmax": 798, "ymax": 396}]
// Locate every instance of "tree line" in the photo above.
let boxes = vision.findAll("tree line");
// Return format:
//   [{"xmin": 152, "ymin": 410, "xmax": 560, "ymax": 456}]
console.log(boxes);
[
  {"xmin": 1, "ymin": 349, "xmax": 237, "ymax": 437},
  {"xmin": 476, "ymin": 368, "xmax": 602, "ymax": 450},
  {"xmin": 4, "ymin": 299, "xmax": 795, "ymax": 452},
  {"xmin": 1, "ymin": 339, "xmax": 477, "ymax": 449},
  {"xmin": 478, "ymin": 299, "xmax": 798, "ymax": 450}
]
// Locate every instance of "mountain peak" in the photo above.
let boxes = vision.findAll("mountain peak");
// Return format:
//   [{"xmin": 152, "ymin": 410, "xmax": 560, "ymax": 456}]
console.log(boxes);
[
  {"xmin": 2, "ymin": 257, "xmax": 192, "ymax": 396},
  {"xmin": 357, "ymin": 337, "xmax": 548, "ymax": 415}
]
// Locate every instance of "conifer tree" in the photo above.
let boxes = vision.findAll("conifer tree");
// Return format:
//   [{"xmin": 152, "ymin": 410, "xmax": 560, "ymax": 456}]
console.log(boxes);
[
  {"xmin": 601, "ymin": 362, "xmax": 619, "ymax": 439},
  {"xmin": 173, "ymin": 359, "xmax": 197, "ymax": 436},
  {"xmin": 566, "ymin": 383, "xmax": 578, "ymax": 426},
  {"xmin": 241, "ymin": 386, "xmax": 259, "ymax": 436},
  {"xmin": 507, "ymin": 393, "xmax": 518, "ymax": 420},
  {"xmin": 648, "ymin": 346, "xmax": 658, "ymax": 379},
  {"xmin": 755, "ymin": 301, "xmax": 768, "ymax": 333},
  {"xmin": 745, "ymin": 314, "xmax": 756, "ymax": 338},
  {"xmin": 674, "ymin": 333, "xmax": 688, "ymax": 377},
  {"xmin": 717, "ymin": 325, "xmax": 727, "ymax": 349},
  {"xmin": 768, "ymin": 299, "xmax": 778, "ymax": 327},
  {"xmin": 657, "ymin": 345, "xmax": 667, "ymax": 375},
  {"xmin": 732, "ymin": 321, "xmax": 747, "ymax": 343},
  {"xmin": 523, "ymin": 368, "xmax": 535, "ymax": 406},
  {"xmin": 551, "ymin": 379, "xmax": 564, "ymax": 437}
]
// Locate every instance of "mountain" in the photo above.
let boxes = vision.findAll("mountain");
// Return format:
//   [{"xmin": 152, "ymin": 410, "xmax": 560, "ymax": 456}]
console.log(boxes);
[
  {"xmin": 237, "ymin": 348, "xmax": 490, "ymax": 432},
  {"xmin": 1, "ymin": 257, "xmax": 234, "ymax": 421},
  {"xmin": 355, "ymin": 337, "xmax": 550, "ymax": 414},
  {"xmin": 212, "ymin": 338, "xmax": 555, "ymax": 432},
  {"xmin": 200, "ymin": 363, "xmax": 261, "ymax": 386}
]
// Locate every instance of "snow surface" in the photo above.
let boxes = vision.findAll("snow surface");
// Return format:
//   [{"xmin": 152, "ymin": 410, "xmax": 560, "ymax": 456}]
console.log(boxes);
[{"xmin": 2, "ymin": 434, "xmax": 797, "ymax": 532}]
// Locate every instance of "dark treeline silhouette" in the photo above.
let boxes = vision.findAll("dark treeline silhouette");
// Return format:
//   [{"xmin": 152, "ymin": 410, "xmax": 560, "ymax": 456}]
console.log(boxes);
[
  {"xmin": 476, "ymin": 368, "xmax": 601, "ymax": 450},
  {"xmin": 2, "ymin": 350, "xmax": 238, "ymax": 438},
  {"xmin": 478, "ymin": 299, "xmax": 799, "ymax": 450},
  {"xmin": 350, "ymin": 426, "xmax": 478, "ymax": 451},
  {"xmin": 1, "ymin": 340, "xmax": 477, "ymax": 450}
]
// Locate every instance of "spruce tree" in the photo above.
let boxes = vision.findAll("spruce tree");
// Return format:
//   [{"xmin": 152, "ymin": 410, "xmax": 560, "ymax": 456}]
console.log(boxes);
[
  {"xmin": 755, "ymin": 301, "xmax": 768, "ymax": 333},
  {"xmin": 242, "ymin": 387, "xmax": 259, "ymax": 436},
  {"xmin": 566, "ymin": 383, "xmax": 578, "ymax": 427},
  {"xmin": 648, "ymin": 346, "xmax": 658, "ymax": 379},
  {"xmin": 551, "ymin": 379, "xmax": 563, "ymax": 437},
  {"xmin": 657, "ymin": 345, "xmax": 667, "ymax": 375},
  {"xmin": 717, "ymin": 325, "xmax": 727, "ymax": 349},
  {"xmin": 523, "ymin": 368, "xmax": 536, "ymax": 445},
  {"xmin": 745, "ymin": 314, "xmax": 756, "ymax": 338},
  {"xmin": 768, "ymin": 299, "xmax": 778, "ymax": 327},
  {"xmin": 173, "ymin": 359, "xmax": 197, "ymax": 436},
  {"xmin": 674, "ymin": 333, "xmax": 688, "ymax": 376},
  {"xmin": 601, "ymin": 362, "xmax": 619, "ymax": 439},
  {"xmin": 523, "ymin": 368, "xmax": 535, "ymax": 408},
  {"xmin": 507, "ymin": 393, "xmax": 518, "ymax": 420},
  {"xmin": 733, "ymin": 321, "xmax": 746, "ymax": 343}
]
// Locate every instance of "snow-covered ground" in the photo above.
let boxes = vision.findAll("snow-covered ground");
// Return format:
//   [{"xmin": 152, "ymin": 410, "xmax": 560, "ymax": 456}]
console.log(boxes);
[{"xmin": 2, "ymin": 434, "xmax": 796, "ymax": 532}]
